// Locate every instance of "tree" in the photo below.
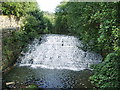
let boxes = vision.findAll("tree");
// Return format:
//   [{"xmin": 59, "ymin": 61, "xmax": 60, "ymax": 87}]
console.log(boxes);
[
  {"xmin": 1, "ymin": 2, "xmax": 38, "ymax": 19},
  {"xmin": 54, "ymin": 1, "xmax": 69, "ymax": 34}
]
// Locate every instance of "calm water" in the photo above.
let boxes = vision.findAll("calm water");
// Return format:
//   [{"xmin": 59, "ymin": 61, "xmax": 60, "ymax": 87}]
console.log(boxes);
[{"xmin": 3, "ymin": 34, "xmax": 102, "ymax": 88}]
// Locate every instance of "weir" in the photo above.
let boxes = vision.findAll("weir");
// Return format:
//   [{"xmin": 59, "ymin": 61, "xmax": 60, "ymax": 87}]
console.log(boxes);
[{"xmin": 19, "ymin": 34, "xmax": 102, "ymax": 71}]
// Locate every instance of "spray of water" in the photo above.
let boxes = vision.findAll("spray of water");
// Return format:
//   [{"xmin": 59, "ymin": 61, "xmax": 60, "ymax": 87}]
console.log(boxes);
[{"xmin": 18, "ymin": 34, "xmax": 102, "ymax": 71}]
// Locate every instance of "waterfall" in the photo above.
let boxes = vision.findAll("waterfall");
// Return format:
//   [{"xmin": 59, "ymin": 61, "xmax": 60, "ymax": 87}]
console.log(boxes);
[{"xmin": 18, "ymin": 34, "xmax": 102, "ymax": 71}]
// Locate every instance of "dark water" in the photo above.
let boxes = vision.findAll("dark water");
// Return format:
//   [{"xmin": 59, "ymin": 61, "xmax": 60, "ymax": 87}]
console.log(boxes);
[
  {"xmin": 3, "ymin": 66, "xmax": 94, "ymax": 88},
  {"xmin": 3, "ymin": 34, "xmax": 102, "ymax": 88}
]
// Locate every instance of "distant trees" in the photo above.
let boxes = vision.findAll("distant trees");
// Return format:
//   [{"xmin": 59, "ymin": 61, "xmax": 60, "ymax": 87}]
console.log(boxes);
[
  {"xmin": 55, "ymin": 2, "xmax": 120, "ymax": 88},
  {"xmin": 54, "ymin": 2, "xmax": 69, "ymax": 34},
  {"xmin": 43, "ymin": 11, "xmax": 55, "ymax": 25}
]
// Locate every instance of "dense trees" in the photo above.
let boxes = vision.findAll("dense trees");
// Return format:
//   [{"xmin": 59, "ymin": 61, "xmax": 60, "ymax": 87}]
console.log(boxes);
[
  {"xmin": 55, "ymin": 2, "xmax": 120, "ymax": 88},
  {"xmin": 43, "ymin": 12, "xmax": 55, "ymax": 33},
  {"xmin": 54, "ymin": 2, "xmax": 69, "ymax": 34}
]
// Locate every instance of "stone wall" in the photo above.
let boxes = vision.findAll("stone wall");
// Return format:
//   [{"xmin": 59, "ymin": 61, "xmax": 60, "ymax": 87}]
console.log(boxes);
[
  {"xmin": 0, "ymin": 15, "xmax": 22, "ymax": 30},
  {"xmin": 0, "ymin": 15, "xmax": 22, "ymax": 38}
]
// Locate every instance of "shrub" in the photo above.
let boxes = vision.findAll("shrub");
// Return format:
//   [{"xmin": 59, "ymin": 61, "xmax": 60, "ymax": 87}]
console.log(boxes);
[{"xmin": 90, "ymin": 52, "xmax": 120, "ymax": 88}]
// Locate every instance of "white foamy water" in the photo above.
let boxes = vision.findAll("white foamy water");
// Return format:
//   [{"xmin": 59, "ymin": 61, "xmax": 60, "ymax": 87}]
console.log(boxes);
[{"xmin": 18, "ymin": 34, "xmax": 102, "ymax": 71}]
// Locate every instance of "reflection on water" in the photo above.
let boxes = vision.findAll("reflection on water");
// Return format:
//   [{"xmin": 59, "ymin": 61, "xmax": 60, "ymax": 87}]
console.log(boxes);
[
  {"xmin": 3, "ymin": 34, "xmax": 102, "ymax": 88},
  {"xmin": 4, "ymin": 66, "xmax": 94, "ymax": 88}
]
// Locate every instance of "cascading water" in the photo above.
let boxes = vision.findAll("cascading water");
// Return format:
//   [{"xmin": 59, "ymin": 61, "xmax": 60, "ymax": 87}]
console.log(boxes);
[
  {"xmin": 4, "ymin": 34, "xmax": 102, "ymax": 88},
  {"xmin": 19, "ymin": 34, "xmax": 102, "ymax": 71}
]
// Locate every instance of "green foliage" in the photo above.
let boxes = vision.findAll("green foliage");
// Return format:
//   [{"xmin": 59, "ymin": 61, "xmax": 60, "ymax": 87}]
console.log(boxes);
[
  {"xmin": 27, "ymin": 9, "xmax": 53, "ymax": 34},
  {"xmin": 43, "ymin": 11, "xmax": 55, "ymax": 25},
  {"xmin": 90, "ymin": 52, "xmax": 120, "ymax": 88},
  {"xmin": 23, "ymin": 15, "xmax": 41, "ymax": 36},
  {"xmin": 54, "ymin": 2, "xmax": 69, "ymax": 34},
  {"xmin": 43, "ymin": 17, "xmax": 53, "ymax": 33},
  {"xmin": 2, "ymin": 30, "xmax": 28, "ymax": 70},
  {"xmin": 1, "ymin": 2, "xmax": 38, "ymax": 18}
]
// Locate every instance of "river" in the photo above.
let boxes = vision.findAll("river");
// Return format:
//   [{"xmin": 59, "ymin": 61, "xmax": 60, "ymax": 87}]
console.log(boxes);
[{"xmin": 3, "ymin": 34, "xmax": 102, "ymax": 88}]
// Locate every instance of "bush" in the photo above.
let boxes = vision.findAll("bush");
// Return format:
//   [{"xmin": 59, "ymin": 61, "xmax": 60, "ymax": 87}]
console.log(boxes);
[{"xmin": 90, "ymin": 52, "xmax": 120, "ymax": 88}]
